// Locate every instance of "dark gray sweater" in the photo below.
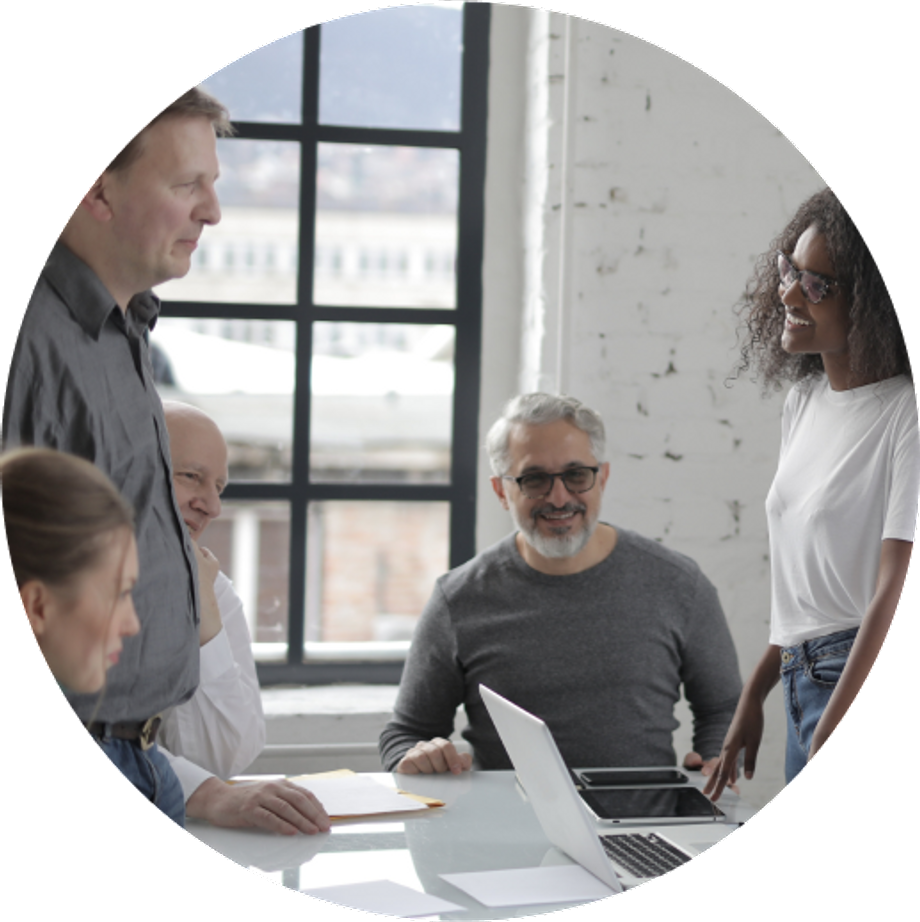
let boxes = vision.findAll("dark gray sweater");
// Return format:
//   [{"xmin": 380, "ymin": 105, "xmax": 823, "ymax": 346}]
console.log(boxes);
[{"xmin": 379, "ymin": 527, "xmax": 741, "ymax": 772}]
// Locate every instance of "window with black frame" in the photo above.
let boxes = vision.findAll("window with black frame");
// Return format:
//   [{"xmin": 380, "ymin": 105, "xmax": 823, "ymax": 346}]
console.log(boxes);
[{"xmin": 152, "ymin": 3, "xmax": 489, "ymax": 684}]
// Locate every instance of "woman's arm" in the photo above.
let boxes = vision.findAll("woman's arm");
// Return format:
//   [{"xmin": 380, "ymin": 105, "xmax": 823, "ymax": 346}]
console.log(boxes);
[
  {"xmin": 703, "ymin": 643, "xmax": 783, "ymax": 802},
  {"xmin": 809, "ymin": 538, "xmax": 913, "ymax": 758}
]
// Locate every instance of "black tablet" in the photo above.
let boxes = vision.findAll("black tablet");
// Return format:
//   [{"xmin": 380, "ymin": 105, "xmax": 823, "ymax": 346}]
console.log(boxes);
[{"xmin": 577, "ymin": 785, "xmax": 725, "ymax": 824}]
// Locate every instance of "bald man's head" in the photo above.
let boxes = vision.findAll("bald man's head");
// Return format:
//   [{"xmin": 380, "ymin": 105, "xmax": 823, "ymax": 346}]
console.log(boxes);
[{"xmin": 163, "ymin": 401, "xmax": 228, "ymax": 541}]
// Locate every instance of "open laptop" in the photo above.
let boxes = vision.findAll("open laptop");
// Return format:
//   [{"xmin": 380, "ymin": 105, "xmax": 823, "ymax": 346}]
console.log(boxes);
[{"xmin": 479, "ymin": 684, "xmax": 733, "ymax": 890}]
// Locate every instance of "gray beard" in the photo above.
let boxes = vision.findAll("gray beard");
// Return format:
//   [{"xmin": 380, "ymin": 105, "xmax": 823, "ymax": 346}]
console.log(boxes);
[{"xmin": 510, "ymin": 501, "xmax": 596, "ymax": 559}]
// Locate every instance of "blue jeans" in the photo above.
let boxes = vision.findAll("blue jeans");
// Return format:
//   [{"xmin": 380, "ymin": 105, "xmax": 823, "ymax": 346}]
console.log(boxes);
[
  {"xmin": 95, "ymin": 736, "xmax": 186, "ymax": 826},
  {"xmin": 780, "ymin": 627, "xmax": 857, "ymax": 783}
]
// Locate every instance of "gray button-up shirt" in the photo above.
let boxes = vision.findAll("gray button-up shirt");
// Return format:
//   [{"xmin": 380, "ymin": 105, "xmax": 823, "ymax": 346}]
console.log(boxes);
[{"xmin": 3, "ymin": 242, "xmax": 200, "ymax": 722}]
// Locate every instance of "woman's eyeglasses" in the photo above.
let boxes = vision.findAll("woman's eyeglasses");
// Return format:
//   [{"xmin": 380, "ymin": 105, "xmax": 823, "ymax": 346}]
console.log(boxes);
[
  {"xmin": 504, "ymin": 466, "xmax": 599, "ymax": 500},
  {"xmin": 777, "ymin": 251, "xmax": 839, "ymax": 305}
]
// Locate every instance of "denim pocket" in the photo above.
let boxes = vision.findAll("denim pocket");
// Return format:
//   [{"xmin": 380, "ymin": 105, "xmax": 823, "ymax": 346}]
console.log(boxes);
[{"xmin": 806, "ymin": 649, "xmax": 850, "ymax": 687}]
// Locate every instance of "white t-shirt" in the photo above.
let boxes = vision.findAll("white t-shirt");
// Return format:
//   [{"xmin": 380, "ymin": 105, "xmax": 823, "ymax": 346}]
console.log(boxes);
[{"xmin": 767, "ymin": 374, "xmax": 920, "ymax": 647}]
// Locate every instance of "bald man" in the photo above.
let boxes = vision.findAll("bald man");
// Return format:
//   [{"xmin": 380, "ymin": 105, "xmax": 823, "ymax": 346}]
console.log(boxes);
[{"xmin": 160, "ymin": 401, "xmax": 330, "ymax": 835}]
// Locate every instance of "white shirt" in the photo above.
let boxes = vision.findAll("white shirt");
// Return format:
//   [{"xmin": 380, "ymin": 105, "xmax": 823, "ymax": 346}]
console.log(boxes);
[
  {"xmin": 766, "ymin": 375, "xmax": 919, "ymax": 647},
  {"xmin": 158, "ymin": 571, "xmax": 266, "ymax": 799}
]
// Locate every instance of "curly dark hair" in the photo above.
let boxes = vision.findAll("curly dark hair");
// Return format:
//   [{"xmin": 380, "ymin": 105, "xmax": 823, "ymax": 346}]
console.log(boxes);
[{"xmin": 734, "ymin": 187, "xmax": 910, "ymax": 391}]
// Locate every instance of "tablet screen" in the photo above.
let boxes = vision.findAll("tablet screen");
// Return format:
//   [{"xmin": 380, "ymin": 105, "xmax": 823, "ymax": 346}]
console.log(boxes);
[{"xmin": 578, "ymin": 786, "xmax": 723, "ymax": 821}]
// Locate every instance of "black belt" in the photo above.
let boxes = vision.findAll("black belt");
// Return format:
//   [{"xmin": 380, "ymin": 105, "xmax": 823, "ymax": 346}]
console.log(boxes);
[{"xmin": 86, "ymin": 715, "xmax": 162, "ymax": 751}]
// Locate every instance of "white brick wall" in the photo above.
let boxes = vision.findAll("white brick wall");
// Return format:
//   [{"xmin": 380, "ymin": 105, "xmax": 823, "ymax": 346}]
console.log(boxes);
[{"xmin": 479, "ymin": 7, "xmax": 825, "ymax": 808}]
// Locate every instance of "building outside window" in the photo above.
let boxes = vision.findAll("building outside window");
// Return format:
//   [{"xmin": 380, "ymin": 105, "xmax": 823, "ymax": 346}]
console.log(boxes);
[{"xmin": 152, "ymin": 3, "xmax": 490, "ymax": 683}]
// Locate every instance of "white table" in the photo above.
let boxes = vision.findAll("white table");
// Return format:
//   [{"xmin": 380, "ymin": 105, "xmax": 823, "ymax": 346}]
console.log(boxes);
[{"xmin": 187, "ymin": 771, "xmax": 755, "ymax": 919}]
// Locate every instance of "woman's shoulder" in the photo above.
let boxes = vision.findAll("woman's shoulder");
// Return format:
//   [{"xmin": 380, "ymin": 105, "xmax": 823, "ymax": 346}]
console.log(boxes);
[
  {"xmin": 851, "ymin": 375, "xmax": 916, "ymax": 423},
  {"xmin": 881, "ymin": 374, "xmax": 916, "ymax": 407}
]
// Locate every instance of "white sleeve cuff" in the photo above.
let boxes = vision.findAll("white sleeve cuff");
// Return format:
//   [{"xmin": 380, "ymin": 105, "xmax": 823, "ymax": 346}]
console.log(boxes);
[{"xmin": 159, "ymin": 745, "xmax": 216, "ymax": 801}]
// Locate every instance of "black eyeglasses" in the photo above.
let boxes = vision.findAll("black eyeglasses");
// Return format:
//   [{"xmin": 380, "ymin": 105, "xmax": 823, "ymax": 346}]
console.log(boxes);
[
  {"xmin": 504, "ymin": 466, "xmax": 600, "ymax": 500},
  {"xmin": 777, "ymin": 251, "xmax": 839, "ymax": 305}
]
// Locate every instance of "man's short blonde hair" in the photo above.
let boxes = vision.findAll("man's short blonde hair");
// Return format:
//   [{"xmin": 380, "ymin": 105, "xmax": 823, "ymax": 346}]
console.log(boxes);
[{"xmin": 106, "ymin": 87, "xmax": 233, "ymax": 173}]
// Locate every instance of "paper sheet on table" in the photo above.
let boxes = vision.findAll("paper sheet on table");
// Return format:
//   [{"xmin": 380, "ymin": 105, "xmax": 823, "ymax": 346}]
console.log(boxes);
[
  {"xmin": 289, "ymin": 772, "xmax": 440, "ymax": 819},
  {"xmin": 303, "ymin": 879, "xmax": 464, "ymax": 917},
  {"xmin": 440, "ymin": 865, "xmax": 617, "ymax": 908}
]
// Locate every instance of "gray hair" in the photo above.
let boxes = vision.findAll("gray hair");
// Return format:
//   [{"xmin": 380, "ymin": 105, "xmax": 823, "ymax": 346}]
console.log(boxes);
[{"xmin": 485, "ymin": 393, "xmax": 606, "ymax": 476}]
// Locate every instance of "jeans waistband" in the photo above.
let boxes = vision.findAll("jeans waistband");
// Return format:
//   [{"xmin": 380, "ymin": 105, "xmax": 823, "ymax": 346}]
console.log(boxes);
[
  {"xmin": 780, "ymin": 626, "xmax": 858, "ymax": 671},
  {"xmin": 86, "ymin": 715, "xmax": 162, "ymax": 750}
]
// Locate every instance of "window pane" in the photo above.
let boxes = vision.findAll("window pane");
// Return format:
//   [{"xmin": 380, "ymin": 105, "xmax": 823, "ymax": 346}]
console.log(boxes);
[
  {"xmin": 156, "ymin": 138, "xmax": 301, "ymax": 305},
  {"xmin": 310, "ymin": 322, "xmax": 454, "ymax": 484},
  {"xmin": 201, "ymin": 32, "xmax": 303, "ymax": 124},
  {"xmin": 319, "ymin": 5, "xmax": 463, "ymax": 131},
  {"xmin": 314, "ymin": 144, "xmax": 458, "ymax": 308},
  {"xmin": 198, "ymin": 500, "xmax": 290, "ymax": 661},
  {"xmin": 152, "ymin": 317, "xmax": 295, "ymax": 483},
  {"xmin": 306, "ymin": 501, "xmax": 449, "ymax": 643}
]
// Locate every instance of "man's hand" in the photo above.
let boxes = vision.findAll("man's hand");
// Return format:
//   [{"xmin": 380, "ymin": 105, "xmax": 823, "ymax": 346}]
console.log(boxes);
[
  {"xmin": 186, "ymin": 777, "xmax": 331, "ymax": 835},
  {"xmin": 193, "ymin": 542, "xmax": 223, "ymax": 646},
  {"xmin": 682, "ymin": 752, "xmax": 719, "ymax": 777},
  {"xmin": 396, "ymin": 738, "xmax": 472, "ymax": 775},
  {"xmin": 683, "ymin": 751, "xmax": 738, "ymax": 792}
]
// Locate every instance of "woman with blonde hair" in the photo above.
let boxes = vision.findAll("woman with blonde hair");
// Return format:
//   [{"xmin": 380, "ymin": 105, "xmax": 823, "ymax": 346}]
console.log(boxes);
[{"xmin": 2, "ymin": 447, "xmax": 140, "ymax": 694}]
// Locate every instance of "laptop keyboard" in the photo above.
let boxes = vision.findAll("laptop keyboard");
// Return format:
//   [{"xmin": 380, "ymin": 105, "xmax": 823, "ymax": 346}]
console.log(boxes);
[{"xmin": 599, "ymin": 832, "xmax": 692, "ymax": 878}]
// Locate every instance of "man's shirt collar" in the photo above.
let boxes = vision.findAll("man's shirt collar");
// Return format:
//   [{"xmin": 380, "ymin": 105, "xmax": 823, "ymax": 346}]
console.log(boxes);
[{"xmin": 44, "ymin": 241, "xmax": 161, "ymax": 339}]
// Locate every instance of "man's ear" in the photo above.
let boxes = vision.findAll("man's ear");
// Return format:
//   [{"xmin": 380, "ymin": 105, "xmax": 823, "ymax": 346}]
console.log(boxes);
[
  {"xmin": 80, "ymin": 173, "xmax": 116, "ymax": 223},
  {"xmin": 597, "ymin": 461, "xmax": 611, "ymax": 492},
  {"xmin": 491, "ymin": 476, "xmax": 510, "ymax": 510}
]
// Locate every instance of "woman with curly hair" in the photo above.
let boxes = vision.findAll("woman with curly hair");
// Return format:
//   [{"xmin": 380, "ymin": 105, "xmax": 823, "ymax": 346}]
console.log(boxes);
[{"xmin": 706, "ymin": 188, "xmax": 918, "ymax": 800}]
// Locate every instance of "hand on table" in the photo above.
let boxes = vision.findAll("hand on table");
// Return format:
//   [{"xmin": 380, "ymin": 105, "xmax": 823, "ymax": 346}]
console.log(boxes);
[
  {"xmin": 683, "ymin": 751, "xmax": 737, "ymax": 793},
  {"xmin": 186, "ymin": 777, "xmax": 331, "ymax": 835},
  {"xmin": 682, "ymin": 751, "xmax": 719, "ymax": 776},
  {"xmin": 396, "ymin": 738, "xmax": 472, "ymax": 775}
]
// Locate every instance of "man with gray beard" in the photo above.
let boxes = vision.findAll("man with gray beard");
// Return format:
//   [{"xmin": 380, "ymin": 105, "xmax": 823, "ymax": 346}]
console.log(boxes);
[{"xmin": 379, "ymin": 393, "xmax": 741, "ymax": 777}]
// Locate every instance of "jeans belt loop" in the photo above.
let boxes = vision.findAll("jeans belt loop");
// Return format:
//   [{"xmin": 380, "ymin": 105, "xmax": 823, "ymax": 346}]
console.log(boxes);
[{"xmin": 139, "ymin": 714, "xmax": 163, "ymax": 751}]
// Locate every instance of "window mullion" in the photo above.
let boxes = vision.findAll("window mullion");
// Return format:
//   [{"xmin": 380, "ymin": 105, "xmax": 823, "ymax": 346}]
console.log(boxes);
[{"xmin": 285, "ymin": 26, "xmax": 322, "ymax": 667}]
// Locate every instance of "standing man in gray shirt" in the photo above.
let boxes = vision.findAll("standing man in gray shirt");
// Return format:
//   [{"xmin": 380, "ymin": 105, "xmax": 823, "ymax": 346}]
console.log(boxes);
[
  {"xmin": 379, "ymin": 393, "xmax": 742, "ymax": 777},
  {"xmin": 3, "ymin": 89, "xmax": 230, "ymax": 825}
]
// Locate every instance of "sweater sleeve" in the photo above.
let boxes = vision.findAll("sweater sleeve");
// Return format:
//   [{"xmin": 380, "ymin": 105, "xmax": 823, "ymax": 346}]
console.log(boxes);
[
  {"xmin": 378, "ymin": 581, "xmax": 467, "ymax": 771},
  {"xmin": 680, "ymin": 570, "xmax": 743, "ymax": 760}
]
